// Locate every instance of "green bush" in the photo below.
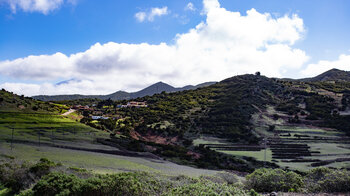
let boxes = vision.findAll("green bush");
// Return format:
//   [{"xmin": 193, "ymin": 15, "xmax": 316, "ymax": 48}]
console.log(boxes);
[
  {"xmin": 32, "ymin": 172, "xmax": 83, "ymax": 196},
  {"xmin": 29, "ymin": 158, "xmax": 58, "ymax": 178},
  {"xmin": 31, "ymin": 172, "xmax": 162, "ymax": 196},
  {"xmin": 165, "ymin": 179, "xmax": 252, "ymax": 196},
  {"xmin": 0, "ymin": 161, "xmax": 34, "ymax": 194},
  {"xmin": 245, "ymin": 168, "xmax": 303, "ymax": 192},
  {"xmin": 305, "ymin": 167, "xmax": 350, "ymax": 193}
]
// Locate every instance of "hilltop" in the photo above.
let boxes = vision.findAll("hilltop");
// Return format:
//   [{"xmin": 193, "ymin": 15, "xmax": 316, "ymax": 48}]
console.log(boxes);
[{"xmin": 300, "ymin": 68, "xmax": 350, "ymax": 82}]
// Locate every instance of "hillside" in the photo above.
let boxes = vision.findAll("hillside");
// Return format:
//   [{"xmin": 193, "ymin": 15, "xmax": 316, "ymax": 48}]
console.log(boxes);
[
  {"xmin": 0, "ymin": 89, "xmax": 67, "ymax": 113},
  {"xmin": 77, "ymin": 69, "xmax": 350, "ymax": 171},
  {"xmin": 300, "ymin": 68, "xmax": 350, "ymax": 82},
  {"xmin": 110, "ymin": 74, "xmax": 286, "ymax": 143},
  {"xmin": 2, "ymin": 69, "xmax": 350, "ymax": 173},
  {"xmin": 32, "ymin": 81, "xmax": 216, "ymax": 101}
]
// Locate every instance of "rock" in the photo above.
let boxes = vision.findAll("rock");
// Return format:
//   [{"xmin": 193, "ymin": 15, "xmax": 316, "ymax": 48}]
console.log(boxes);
[{"xmin": 269, "ymin": 192, "xmax": 277, "ymax": 196}]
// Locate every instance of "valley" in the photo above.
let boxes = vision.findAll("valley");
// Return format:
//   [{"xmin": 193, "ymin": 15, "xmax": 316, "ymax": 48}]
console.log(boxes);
[{"xmin": 1, "ymin": 69, "xmax": 350, "ymax": 195}]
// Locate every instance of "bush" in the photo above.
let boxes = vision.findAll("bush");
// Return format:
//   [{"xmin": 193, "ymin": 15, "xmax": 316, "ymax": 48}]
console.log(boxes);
[
  {"xmin": 245, "ymin": 168, "xmax": 303, "ymax": 192},
  {"xmin": 31, "ymin": 172, "xmax": 162, "ymax": 196},
  {"xmin": 29, "ymin": 158, "xmax": 58, "ymax": 178},
  {"xmin": 305, "ymin": 167, "xmax": 350, "ymax": 193},
  {"xmin": 32, "ymin": 172, "xmax": 83, "ymax": 196},
  {"xmin": 165, "ymin": 179, "xmax": 251, "ymax": 196},
  {"xmin": 215, "ymin": 172, "xmax": 240, "ymax": 185},
  {"xmin": 0, "ymin": 161, "xmax": 34, "ymax": 193}
]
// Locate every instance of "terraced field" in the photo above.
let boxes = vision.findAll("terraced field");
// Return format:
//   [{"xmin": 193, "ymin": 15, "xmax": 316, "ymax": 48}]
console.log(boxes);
[{"xmin": 195, "ymin": 126, "xmax": 350, "ymax": 171}]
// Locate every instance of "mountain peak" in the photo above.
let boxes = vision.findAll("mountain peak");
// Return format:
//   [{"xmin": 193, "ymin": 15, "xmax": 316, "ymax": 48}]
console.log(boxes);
[
  {"xmin": 301, "ymin": 68, "xmax": 350, "ymax": 82},
  {"xmin": 150, "ymin": 81, "xmax": 171, "ymax": 87}
]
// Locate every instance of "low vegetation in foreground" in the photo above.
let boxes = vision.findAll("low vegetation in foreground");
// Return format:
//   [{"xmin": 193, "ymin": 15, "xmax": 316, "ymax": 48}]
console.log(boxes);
[{"xmin": 1, "ymin": 158, "xmax": 350, "ymax": 195}]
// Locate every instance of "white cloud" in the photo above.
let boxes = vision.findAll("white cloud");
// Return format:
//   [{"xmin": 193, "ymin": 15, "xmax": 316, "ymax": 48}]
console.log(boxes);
[
  {"xmin": 3, "ymin": 0, "xmax": 73, "ymax": 14},
  {"xmin": 301, "ymin": 54, "xmax": 350, "ymax": 77},
  {"xmin": 0, "ymin": 52, "xmax": 71, "ymax": 80},
  {"xmin": 135, "ymin": 6, "xmax": 169, "ymax": 22},
  {"xmin": 185, "ymin": 2, "xmax": 196, "ymax": 11},
  {"xmin": 135, "ymin": 12, "xmax": 146, "ymax": 22},
  {"xmin": 149, "ymin": 7, "xmax": 168, "ymax": 21},
  {"xmin": 0, "ymin": 0, "xmax": 310, "ymax": 96}
]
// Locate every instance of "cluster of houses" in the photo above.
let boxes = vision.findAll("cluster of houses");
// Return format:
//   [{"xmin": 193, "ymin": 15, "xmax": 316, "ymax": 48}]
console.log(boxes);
[
  {"xmin": 72, "ymin": 105, "xmax": 92, "ymax": 110},
  {"xmin": 118, "ymin": 101, "xmax": 148, "ymax": 108},
  {"xmin": 91, "ymin": 116, "xmax": 109, "ymax": 120}
]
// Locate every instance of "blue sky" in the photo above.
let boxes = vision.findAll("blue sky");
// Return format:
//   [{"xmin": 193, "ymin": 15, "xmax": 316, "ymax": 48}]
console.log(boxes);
[{"xmin": 0, "ymin": 0, "xmax": 350, "ymax": 96}]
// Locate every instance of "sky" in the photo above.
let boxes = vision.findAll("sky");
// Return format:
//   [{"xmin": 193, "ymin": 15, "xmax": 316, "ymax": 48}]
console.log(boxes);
[{"xmin": 0, "ymin": 0, "xmax": 350, "ymax": 96}]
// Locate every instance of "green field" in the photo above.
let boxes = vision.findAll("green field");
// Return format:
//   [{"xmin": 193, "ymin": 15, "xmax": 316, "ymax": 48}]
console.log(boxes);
[
  {"xmin": 0, "ymin": 111, "xmax": 109, "ymax": 144},
  {"xmin": 192, "ymin": 135, "xmax": 232, "ymax": 146},
  {"xmin": 218, "ymin": 149, "xmax": 273, "ymax": 162},
  {"xmin": 0, "ymin": 143, "xmax": 218, "ymax": 177},
  {"xmin": 0, "ymin": 111, "xmax": 219, "ymax": 177}
]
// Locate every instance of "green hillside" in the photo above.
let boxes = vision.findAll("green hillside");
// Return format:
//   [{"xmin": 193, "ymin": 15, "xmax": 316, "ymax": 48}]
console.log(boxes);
[
  {"xmin": 2, "ymin": 69, "xmax": 350, "ymax": 173},
  {"xmin": 73, "ymin": 70, "xmax": 350, "ymax": 171},
  {"xmin": 0, "ymin": 89, "xmax": 68, "ymax": 113}
]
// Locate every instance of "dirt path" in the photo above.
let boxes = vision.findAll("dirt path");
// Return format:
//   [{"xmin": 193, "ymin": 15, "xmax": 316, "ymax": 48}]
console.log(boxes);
[{"xmin": 61, "ymin": 109, "xmax": 76, "ymax": 116}]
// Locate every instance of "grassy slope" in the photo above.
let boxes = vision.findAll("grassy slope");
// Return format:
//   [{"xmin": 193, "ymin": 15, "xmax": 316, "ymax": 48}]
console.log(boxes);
[{"xmin": 0, "ymin": 89, "xmax": 219, "ymax": 177}]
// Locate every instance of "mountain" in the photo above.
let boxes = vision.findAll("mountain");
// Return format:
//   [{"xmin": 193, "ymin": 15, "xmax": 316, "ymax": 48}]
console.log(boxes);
[
  {"xmin": 131, "ymin": 82, "xmax": 177, "ymax": 98},
  {"xmin": 33, "ymin": 81, "xmax": 216, "ymax": 101},
  {"xmin": 300, "ymin": 68, "xmax": 350, "ymax": 82}
]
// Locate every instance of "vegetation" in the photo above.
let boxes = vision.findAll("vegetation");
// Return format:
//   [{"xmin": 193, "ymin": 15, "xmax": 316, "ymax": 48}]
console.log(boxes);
[
  {"xmin": 0, "ymin": 159, "xmax": 254, "ymax": 196},
  {"xmin": 246, "ymin": 168, "xmax": 303, "ymax": 192},
  {"xmin": 1, "ymin": 159, "xmax": 350, "ymax": 195},
  {"xmin": 2, "ymin": 69, "xmax": 350, "ymax": 195}
]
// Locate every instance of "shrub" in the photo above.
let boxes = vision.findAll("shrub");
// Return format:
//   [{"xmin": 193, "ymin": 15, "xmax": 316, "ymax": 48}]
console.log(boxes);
[
  {"xmin": 0, "ymin": 161, "xmax": 34, "ymax": 193},
  {"xmin": 29, "ymin": 158, "xmax": 57, "ymax": 178},
  {"xmin": 320, "ymin": 170, "xmax": 350, "ymax": 193},
  {"xmin": 305, "ymin": 168, "xmax": 350, "ymax": 193},
  {"xmin": 31, "ymin": 172, "xmax": 162, "ymax": 196},
  {"xmin": 32, "ymin": 172, "xmax": 82, "ymax": 196},
  {"xmin": 165, "ymin": 179, "xmax": 251, "ymax": 196},
  {"xmin": 245, "ymin": 168, "xmax": 303, "ymax": 192},
  {"xmin": 215, "ymin": 172, "xmax": 240, "ymax": 185}
]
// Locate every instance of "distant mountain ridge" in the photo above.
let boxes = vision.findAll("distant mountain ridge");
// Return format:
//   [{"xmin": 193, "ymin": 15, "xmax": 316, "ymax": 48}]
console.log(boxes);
[
  {"xmin": 300, "ymin": 68, "xmax": 350, "ymax": 82},
  {"xmin": 33, "ymin": 81, "xmax": 217, "ymax": 101},
  {"xmin": 32, "ymin": 68, "xmax": 350, "ymax": 101}
]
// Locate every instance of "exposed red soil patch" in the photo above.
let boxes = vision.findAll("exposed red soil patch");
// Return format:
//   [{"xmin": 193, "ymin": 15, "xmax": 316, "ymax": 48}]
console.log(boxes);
[
  {"xmin": 130, "ymin": 130, "xmax": 179, "ymax": 145},
  {"xmin": 186, "ymin": 151, "xmax": 201, "ymax": 159}
]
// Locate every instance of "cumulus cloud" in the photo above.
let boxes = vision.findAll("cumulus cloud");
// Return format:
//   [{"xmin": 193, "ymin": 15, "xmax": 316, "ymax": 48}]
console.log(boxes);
[
  {"xmin": 301, "ymin": 54, "xmax": 350, "ymax": 77},
  {"xmin": 135, "ymin": 6, "xmax": 169, "ymax": 22},
  {"xmin": 185, "ymin": 2, "xmax": 196, "ymax": 11},
  {"xmin": 2, "ymin": 0, "xmax": 73, "ymax": 14},
  {"xmin": 0, "ymin": 0, "xmax": 310, "ymax": 96}
]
